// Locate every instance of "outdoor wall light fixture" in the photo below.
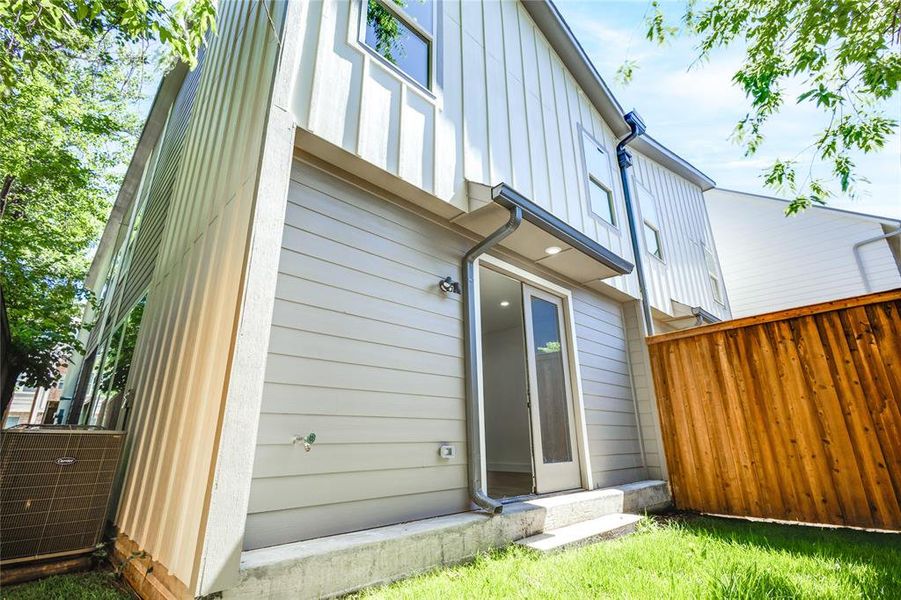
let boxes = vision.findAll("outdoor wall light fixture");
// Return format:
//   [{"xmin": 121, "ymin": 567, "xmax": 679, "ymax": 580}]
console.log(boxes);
[
  {"xmin": 499, "ymin": 300, "xmax": 510, "ymax": 307},
  {"xmin": 439, "ymin": 276, "xmax": 462, "ymax": 294},
  {"xmin": 544, "ymin": 245, "xmax": 562, "ymax": 255}
]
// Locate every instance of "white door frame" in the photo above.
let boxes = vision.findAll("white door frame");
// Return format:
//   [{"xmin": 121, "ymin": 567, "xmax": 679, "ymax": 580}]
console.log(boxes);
[
  {"xmin": 522, "ymin": 283, "xmax": 582, "ymax": 493},
  {"xmin": 475, "ymin": 254, "xmax": 594, "ymax": 493}
]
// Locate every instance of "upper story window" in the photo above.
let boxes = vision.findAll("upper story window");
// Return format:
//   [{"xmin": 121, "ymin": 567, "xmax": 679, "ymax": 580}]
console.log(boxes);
[
  {"xmin": 580, "ymin": 130, "xmax": 616, "ymax": 227},
  {"xmin": 638, "ymin": 185, "xmax": 663, "ymax": 260},
  {"xmin": 363, "ymin": 0, "xmax": 434, "ymax": 90},
  {"xmin": 705, "ymin": 245, "xmax": 724, "ymax": 304}
]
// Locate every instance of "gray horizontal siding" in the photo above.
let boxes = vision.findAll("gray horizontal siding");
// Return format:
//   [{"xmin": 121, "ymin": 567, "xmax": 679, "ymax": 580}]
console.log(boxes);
[
  {"xmin": 247, "ymin": 161, "xmax": 651, "ymax": 549},
  {"xmin": 246, "ymin": 161, "xmax": 470, "ymax": 549},
  {"xmin": 573, "ymin": 288, "xmax": 648, "ymax": 488}
]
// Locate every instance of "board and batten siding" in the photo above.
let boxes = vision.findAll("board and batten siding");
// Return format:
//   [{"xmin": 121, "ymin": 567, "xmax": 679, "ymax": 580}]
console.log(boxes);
[
  {"xmin": 292, "ymin": 0, "xmax": 638, "ymax": 301},
  {"xmin": 705, "ymin": 189, "xmax": 901, "ymax": 318},
  {"xmin": 631, "ymin": 151, "xmax": 730, "ymax": 321},
  {"xmin": 245, "ymin": 160, "xmax": 647, "ymax": 548},
  {"xmin": 112, "ymin": 1, "xmax": 286, "ymax": 592}
]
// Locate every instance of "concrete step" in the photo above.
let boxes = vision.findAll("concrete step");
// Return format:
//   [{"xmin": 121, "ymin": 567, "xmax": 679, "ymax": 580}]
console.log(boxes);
[
  {"xmin": 515, "ymin": 513, "xmax": 642, "ymax": 553},
  {"xmin": 518, "ymin": 480, "xmax": 669, "ymax": 530}
]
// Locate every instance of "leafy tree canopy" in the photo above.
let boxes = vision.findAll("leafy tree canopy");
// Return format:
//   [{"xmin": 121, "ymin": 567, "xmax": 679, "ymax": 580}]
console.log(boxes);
[
  {"xmin": 632, "ymin": 0, "xmax": 901, "ymax": 214},
  {"xmin": 0, "ymin": 0, "xmax": 215, "ymax": 94},
  {"xmin": 0, "ymin": 1, "xmax": 214, "ymax": 412}
]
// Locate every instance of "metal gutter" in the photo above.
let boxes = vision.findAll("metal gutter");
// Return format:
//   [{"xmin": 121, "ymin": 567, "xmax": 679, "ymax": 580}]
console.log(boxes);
[
  {"xmin": 853, "ymin": 228, "xmax": 901, "ymax": 292},
  {"xmin": 462, "ymin": 207, "xmax": 522, "ymax": 514},
  {"xmin": 691, "ymin": 306, "xmax": 721, "ymax": 326},
  {"xmin": 615, "ymin": 111, "xmax": 655, "ymax": 335},
  {"xmin": 490, "ymin": 184, "xmax": 634, "ymax": 276},
  {"xmin": 631, "ymin": 135, "xmax": 716, "ymax": 192}
]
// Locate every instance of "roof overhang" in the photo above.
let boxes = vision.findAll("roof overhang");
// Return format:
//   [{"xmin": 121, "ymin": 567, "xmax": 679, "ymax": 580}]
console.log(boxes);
[
  {"xmin": 456, "ymin": 183, "xmax": 633, "ymax": 283},
  {"xmin": 631, "ymin": 135, "xmax": 716, "ymax": 191}
]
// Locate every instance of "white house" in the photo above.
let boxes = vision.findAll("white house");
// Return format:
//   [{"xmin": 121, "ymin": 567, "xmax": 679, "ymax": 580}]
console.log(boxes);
[
  {"xmin": 54, "ymin": 1, "xmax": 730, "ymax": 597},
  {"xmin": 705, "ymin": 188, "xmax": 901, "ymax": 318}
]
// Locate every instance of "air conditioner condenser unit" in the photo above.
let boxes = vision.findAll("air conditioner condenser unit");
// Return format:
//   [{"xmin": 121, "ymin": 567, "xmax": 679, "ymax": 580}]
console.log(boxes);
[{"xmin": 0, "ymin": 425, "xmax": 126, "ymax": 565}]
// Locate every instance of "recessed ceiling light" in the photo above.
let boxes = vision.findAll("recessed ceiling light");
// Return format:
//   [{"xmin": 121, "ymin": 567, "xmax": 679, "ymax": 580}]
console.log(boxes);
[
  {"xmin": 545, "ymin": 246, "xmax": 562, "ymax": 255},
  {"xmin": 499, "ymin": 300, "xmax": 510, "ymax": 307}
]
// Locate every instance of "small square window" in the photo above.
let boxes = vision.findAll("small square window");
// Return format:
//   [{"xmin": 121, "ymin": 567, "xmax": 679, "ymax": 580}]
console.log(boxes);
[{"xmin": 363, "ymin": 0, "xmax": 434, "ymax": 90}]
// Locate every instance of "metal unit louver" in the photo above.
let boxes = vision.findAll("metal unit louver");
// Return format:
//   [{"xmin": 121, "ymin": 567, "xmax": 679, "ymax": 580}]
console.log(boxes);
[{"xmin": 0, "ymin": 426, "xmax": 125, "ymax": 565}]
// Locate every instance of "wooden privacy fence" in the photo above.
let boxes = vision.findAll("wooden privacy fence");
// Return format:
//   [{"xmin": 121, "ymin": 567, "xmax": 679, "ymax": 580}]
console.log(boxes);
[{"xmin": 647, "ymin": 289, "xmax": 901, "ymax": 530}]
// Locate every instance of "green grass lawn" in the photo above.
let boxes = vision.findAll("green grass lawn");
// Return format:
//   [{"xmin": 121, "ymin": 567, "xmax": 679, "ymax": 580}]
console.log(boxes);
[
  {"xmin": 355, "ymin": 515, "xmax": 901, "ymax": 599},
  {"xmin": 3, "ymin": 515, "xmax": 899, "ymax": 599},
  {"xmin": 1, "ymin": 571, "xmax": 131, "ymax": 600}
]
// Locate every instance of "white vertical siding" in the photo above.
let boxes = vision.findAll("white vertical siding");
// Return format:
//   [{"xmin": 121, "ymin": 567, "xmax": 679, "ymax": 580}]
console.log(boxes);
[
  {"xmin": 112, "ymin": 1, "xmax": 286, "ymax": 591},
  {"xmin": 631, "ymin": 151, "xmax": 730, "ymax": 321},
  {"xmin": 291, "ymin": 0, "xmax": 640, "ymax": 299},
  {"xmin": 705, "ymin": 189, "xmax": 901, "ymax": 317}
]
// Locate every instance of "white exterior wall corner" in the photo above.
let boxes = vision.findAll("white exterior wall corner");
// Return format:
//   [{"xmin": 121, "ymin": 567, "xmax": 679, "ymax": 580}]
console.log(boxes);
[
  {"xmin": 110, "ymin": 1, "xmax": 288, "ymax": 596},
  {"xmin": 705, "ymin": 188, "xmax": 901, "ymax": 317}
]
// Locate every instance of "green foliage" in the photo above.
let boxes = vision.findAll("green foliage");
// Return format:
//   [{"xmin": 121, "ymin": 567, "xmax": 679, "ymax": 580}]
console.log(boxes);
[
  {"xmin": 637, "ymin": 0, "xmax": 901, "ymax": 214},
  {"xmin": 615, "ymin": 59, "xmax": 639, "ymax": 85},
  {"xmin": 367, "ymin": 0, "xmax": 404, "ymax": 63},
  {"xmin": 0, "ymin": 1, "xmax": 214, "ymax": 407},
  {"xmin": 0, "ymin": 0, "xmax": 216, "ymax": 95},
  {"xmin": 0, "ymin": 47, "xmax": 140, "ymax": 393}
]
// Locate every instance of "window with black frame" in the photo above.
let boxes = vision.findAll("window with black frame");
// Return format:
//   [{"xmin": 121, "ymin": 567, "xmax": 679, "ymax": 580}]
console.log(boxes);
[{"xmin": 363, "ymin": 0, "xmax": 434, "ymax": 90}]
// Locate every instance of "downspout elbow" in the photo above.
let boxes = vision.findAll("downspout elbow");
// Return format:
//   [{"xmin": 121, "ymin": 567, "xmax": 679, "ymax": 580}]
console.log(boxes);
[{"xmin": 461, "ymin": 205, "xmax": 523, "ymax": 515}]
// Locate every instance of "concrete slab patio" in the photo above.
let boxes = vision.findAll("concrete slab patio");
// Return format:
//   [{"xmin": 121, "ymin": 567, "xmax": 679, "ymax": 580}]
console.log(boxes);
[{"xmin": 226, "ymin": 480, "xmax": 671, "ymax": 599}]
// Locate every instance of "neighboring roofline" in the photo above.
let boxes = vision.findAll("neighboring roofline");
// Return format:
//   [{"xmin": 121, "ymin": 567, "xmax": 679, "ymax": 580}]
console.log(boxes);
[
  {"xmin": 523, "ymin": 0, "xmax": 716, "ymax": 191},
  {"xmin": 84, "ymin": 63, "xmax": 190, "ymax": 290},
  {"xmin": 631, "ymin": 135, "xmax": 716, "ymax": 191},
  {"xmin": 709, "ymin": 187, "xmax": 901, "ymax": 227}
]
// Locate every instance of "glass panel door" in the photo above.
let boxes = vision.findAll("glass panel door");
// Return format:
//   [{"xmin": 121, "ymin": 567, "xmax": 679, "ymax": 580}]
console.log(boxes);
[{"xmin": 522, "ymin": 285, "xmax": 582, "ymax": 493}]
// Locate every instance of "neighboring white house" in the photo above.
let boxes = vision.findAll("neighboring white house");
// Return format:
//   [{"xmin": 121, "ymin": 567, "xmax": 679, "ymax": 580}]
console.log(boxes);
[
  {"xmin": 54, "ymin": 1, "xmax": 730, "ymax": 598},
  {"xmin": 705, "ymin": 188, "xmax": 901, "ymax": 318}
]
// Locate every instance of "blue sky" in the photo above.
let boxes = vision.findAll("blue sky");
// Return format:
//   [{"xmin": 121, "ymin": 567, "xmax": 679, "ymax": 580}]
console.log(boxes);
[{"xmin": 555, "ymin": 0, "xmax": 901, "ymax": 219}]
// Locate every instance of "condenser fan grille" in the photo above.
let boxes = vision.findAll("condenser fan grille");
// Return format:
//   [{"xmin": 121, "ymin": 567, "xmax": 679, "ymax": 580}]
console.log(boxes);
[{"xmin": 0, "ymin": 427, "xmax": 125, "ymax": 563}]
